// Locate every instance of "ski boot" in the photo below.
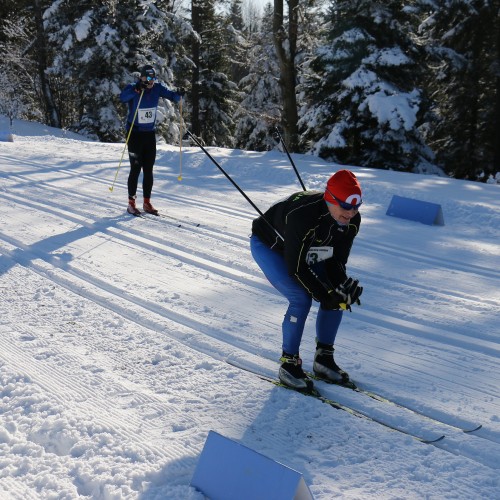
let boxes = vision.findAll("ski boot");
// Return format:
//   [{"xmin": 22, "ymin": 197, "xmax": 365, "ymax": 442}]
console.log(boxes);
[
  {"xmin": 313, "ymin": 342, "xmax": 350, "ymax": 384},
  {"xmin": 127, "ymin": 197, "xmax": 141, "ymax": 216},
  {"xmin": 279, "ymin": 352, "xmax": 313, "ymax": 392},
  {"xmin": 143, "ymin": 197, "xmax": 159, "ymax": 215}
]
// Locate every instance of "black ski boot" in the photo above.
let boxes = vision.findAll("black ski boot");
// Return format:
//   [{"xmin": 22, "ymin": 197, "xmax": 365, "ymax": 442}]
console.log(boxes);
[
  {"xmin": 313, "ymin": 342, "xmax": 349, "ymax": 384},
  {"xmin": 279, "ymin": 352, "xmax": 313, "ymax": 392}
]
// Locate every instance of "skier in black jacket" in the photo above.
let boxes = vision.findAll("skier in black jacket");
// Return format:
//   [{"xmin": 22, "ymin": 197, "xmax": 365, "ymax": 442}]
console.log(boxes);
[{"xmin": 251, "ymin": 170, "xmax": 363, "ymax": 390}]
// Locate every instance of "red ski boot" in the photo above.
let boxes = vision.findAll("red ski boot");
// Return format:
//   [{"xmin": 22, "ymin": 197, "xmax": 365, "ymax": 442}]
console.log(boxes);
[
  {"xmin": 143, "ymin": 198, "xmax": 159, "ymax": 215},
  {"xmin": 127, "ymin": 197, "xmax": 141, "ymax": 216}
]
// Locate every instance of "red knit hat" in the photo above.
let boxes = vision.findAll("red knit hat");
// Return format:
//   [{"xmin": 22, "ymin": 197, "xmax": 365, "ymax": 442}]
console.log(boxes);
[{"xmin": 324, "ymin": 170, "xmax": 362, "ymax": 207}]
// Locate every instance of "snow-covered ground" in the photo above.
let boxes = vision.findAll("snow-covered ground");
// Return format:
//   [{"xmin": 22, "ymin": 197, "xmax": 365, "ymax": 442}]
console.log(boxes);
[{"xmin": 0, "ymin": 116, "xmax": 499, "ymax": 499}]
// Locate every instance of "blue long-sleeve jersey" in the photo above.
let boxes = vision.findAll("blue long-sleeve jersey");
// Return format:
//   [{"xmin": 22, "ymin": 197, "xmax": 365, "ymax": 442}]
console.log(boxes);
[{"xmin": 120, "ymin": 82, "xmax": 181, "ymax": 132}]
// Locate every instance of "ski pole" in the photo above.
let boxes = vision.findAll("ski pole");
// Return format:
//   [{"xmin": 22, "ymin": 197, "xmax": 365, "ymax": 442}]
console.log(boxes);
[
  {"xmin": 178, "ymin": 98, "xmax": 183, "ymax": 181},
  {"xmin": 189, "ymin": 131, "xmax": 354, "ymax": 311},
  {"xmin": 109, "ymin": 90, "xmax": 144, "ymax": 193},
  {"xmin": 186, "ymin": 130, "xmax": 284, "ymax": 241},
  {"xmin": 273, "ymin": 127, "xmax": 306, "ymax": 191}
]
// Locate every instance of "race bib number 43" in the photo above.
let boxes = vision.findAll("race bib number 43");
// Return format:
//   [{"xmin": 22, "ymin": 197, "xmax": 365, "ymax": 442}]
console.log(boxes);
[
  {"xmin": 138, "ymin": 107, "xmax": 156, "ymax": 124},
  {"xmin": 306, "ymin": 246, "xmax": 333, "ymax": 265}
]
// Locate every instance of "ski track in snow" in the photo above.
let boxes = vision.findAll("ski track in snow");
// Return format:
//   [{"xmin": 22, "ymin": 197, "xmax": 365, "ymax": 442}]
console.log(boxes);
[
  {"xmin": 1, "ymin": 132, "xmax": 499, "ymax": 498},
  {"xmin": 2, "ymin": 149, "xmax": 499, "ymax": 425}
]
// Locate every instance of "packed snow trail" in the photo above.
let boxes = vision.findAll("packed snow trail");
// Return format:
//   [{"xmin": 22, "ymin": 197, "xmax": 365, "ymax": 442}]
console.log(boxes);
[{"xmin": 0, "ymin": 124, "xmax": 499, "ymax": 499}]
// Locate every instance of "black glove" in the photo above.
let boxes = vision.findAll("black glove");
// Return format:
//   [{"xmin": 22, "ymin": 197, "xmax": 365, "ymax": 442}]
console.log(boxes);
[
  {"xmin": 135, "ymin": 80, "xmax": 147, "ymax": 92},
  {"xmin": 177, "ymin": 87, "xmax": 186, "ymax": 97},
  {"xmin": 336, "ymin": 277, "xmax": 363, "ymax": 310},
  {"xmin": 321, "ymin": 277, "xmax": 363, "ymax": 311},
  {"xmin": 320, "ymin": 292, "xmax": 342, "ymax": 311}
]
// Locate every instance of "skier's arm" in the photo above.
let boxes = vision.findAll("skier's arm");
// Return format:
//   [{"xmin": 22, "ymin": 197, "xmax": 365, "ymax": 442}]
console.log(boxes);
[
  {"xmin": 283, "ymin": 213, "xmax": 333, "ymax": 303},
  {"xmin": 120, "ymin": 84, "xmax": 137, "ymax": 103},
  {"xmin": 324, "ymin": 217, "xmax": 360, "ymax": 287},
  {"xmin": 158, "ymin": 83, "xmax": 182, "ymax": 103}
]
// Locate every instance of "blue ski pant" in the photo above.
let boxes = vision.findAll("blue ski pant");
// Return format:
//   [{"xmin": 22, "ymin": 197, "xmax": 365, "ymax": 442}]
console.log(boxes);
[{"xmin": 250, "ymin": 235, "xmax": 342, "ymax": 355}]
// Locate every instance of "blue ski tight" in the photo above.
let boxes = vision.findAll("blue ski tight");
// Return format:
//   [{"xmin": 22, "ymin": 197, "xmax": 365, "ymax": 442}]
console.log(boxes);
[{"xmin": 250, "ymin": 235, "xmax": 342, "ymax": 355}]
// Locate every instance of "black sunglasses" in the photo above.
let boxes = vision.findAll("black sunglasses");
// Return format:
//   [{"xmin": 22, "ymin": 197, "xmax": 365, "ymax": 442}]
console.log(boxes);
[{"xmin": 326, "ymin": 188, "xmax": 362, "ymax": 210}]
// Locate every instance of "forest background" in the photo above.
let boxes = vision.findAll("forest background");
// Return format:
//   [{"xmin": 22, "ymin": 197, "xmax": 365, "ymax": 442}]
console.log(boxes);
[{"xmin": 0, "ymin": 0, "xmax": 498, "ymax": 181}]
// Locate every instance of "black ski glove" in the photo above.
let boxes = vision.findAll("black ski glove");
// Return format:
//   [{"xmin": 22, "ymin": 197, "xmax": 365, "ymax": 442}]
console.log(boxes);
[
  {"xmin": 135, "ymin": 80, "xmax": 147, "ymax": 92},
  {"xmin": 321, "ymin": 277, "xmax": 363, "ymax": 311},
  {"xmin": 336, "ymin": 277, "xmax": 363, "ymax": 311},
  {"xmin": 177, "ymin": 87, "xmax": 186, "ymax": 97},
  {"xmin": 320, "ymin": 293, "xmax": 341, "ymax": 311}
]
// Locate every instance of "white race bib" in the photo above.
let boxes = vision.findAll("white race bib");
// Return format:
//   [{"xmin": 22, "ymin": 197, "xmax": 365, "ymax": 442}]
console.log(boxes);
[
  {"xmin": 306, "ymin": 246, "xmax": 333, "ymax": 265},
  {"xmin": 138, "ymin": 107, "xmax": 156, "ymax": 124}
]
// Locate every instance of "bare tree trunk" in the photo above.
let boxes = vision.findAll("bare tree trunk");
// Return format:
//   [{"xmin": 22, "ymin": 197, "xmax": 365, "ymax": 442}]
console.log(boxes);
[
  {"xmin": 273, "ymin": 0, "xmax": 299, "ymax": 151},
  {"xmin": 34, "ymin": 0, "xmax": 60, "ymax": 128}
]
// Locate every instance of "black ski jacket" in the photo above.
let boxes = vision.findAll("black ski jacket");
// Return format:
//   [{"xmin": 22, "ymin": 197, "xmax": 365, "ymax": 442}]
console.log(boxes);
[{"xmin": 252, "ymin": 191, "xmax": 360, "ymax": 303}]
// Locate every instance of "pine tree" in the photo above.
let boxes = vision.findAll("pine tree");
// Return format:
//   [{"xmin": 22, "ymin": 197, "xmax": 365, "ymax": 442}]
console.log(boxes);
[
  {"xmin": 43, "ymin": 0, "xmax": 190, "ymax": 142},
  {"xmin": 226, "ymin": 0, "xmax": 248, "ymax": 86},
  {"xmin": 234, "ymin": 0, "xmax": 324, "ymax": 152},
  {"xmin": 234, "ymin": 3, "xmax": 282, "ymax": 150},
  {"xmin": 242, "ymin": 0, "xmax": 262, "ymax": 34},
  {"xmin": 418, "ymin": 0, "xmax": 499, "ymax": 179},
  {"xmin": 299, "ymin": 0, "xmax": 437, "ymax": 173},
  {"xmin": 189, "ymin": 0, "xmax": 238, "ymax": 147}
]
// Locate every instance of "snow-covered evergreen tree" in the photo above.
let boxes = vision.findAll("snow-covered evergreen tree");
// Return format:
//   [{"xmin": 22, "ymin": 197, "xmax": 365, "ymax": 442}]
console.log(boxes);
[
  {"xmin": 234, "ymin": 3, "xmax": 282, "ymax": 150},
  {"xmin": 189, "ymin": 0, "xmax": 238, "ymax": 147},
  {"xmin": 234, "ymin": 0, "xmax": 324, "ymax": 152},
  {"xmin": 299, "ymin": 0, "xmax": 438, "ymax": 173},
  {"xmin": 295, "ymin": 0, "xmax": 327, "ymax": 148},
  {"xmin": 241, "ymin": 0, "xmax": 262, "ymax": 34},
  {"xmin": 43, "ymin": 0, "xmax": 192, "ymax": 142},
  {"xmin": 417, "ymin": 0, "xmax": 499, "ymax": 179},
  {"xmin": 226, "ymin": 0, "xmax": 248, "ymax": 86}
]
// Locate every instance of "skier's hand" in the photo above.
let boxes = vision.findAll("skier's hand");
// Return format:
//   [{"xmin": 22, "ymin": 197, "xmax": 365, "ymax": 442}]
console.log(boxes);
[
  {"xmin": 177, "ymin": 87, "xmax": 186, "ymax": 97},
  {"xmin": 135, "ymin": 80, "xmax": 147, "ymax": 92},
  {"xmin": 334, "ymin": 277, "xmax": 362, "ymax": 311},
  {"xmin": 320, "ymin": 291, "xmax": 343, "ymax": 311}
]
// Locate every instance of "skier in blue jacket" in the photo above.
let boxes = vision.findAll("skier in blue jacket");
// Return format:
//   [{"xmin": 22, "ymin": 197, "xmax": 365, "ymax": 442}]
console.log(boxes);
[{"xmin": 120, "ymin": 64, "xmax": 184, "ymax": 215}]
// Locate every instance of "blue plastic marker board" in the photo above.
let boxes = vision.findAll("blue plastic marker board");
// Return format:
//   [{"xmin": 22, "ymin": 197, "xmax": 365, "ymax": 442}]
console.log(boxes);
[
  {"xmin": 191, "ymin": 431, "xmax": 314, "ymax": 500},
  {"xmin": 0, "ymin": 131, "xmax": 13, "ymax": 142},
  {"xmin": 386, "ymin": 195, "xmax": 444, "ymax": 226}
]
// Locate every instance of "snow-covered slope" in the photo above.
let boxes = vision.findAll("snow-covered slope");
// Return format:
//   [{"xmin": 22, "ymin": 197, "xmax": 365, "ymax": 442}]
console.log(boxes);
[{"xmin": 0, "ymin": 117, "xmax": 499, "ymax": 499}]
